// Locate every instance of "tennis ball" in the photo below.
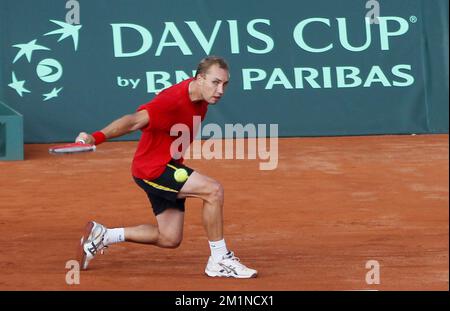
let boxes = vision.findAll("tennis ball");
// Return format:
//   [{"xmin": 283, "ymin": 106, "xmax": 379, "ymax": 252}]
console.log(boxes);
[{"xmin": 174, "ymin": 168, "xmax": 189, "ymax": 183}]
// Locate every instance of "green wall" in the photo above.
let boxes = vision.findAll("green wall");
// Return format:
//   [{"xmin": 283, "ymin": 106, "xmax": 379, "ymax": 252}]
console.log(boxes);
[{"xmin": 0, "ymin": 0, "xmax": 448, "ymax": 143}]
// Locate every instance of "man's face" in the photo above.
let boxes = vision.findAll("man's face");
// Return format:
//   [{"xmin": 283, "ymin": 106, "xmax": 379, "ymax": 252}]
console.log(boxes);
[{"xmin": 198, "ymin": 64, "xmax": 229, "ymax": 104}]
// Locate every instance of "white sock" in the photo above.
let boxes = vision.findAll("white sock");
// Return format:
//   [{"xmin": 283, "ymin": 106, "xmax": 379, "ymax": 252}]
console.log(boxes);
[
  {"xmin": 104, "ymin": 228, "xmax": 125, "ymax": 246},
  {"xmin": 209, "ymin": 239, "xmax": 228, "ymax": 263}
]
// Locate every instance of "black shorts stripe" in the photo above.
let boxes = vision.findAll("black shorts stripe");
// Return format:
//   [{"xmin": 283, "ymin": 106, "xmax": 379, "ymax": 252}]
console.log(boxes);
[{"xmin": 133, "ymin": 160, "xmax": 194, "ymax": 216}]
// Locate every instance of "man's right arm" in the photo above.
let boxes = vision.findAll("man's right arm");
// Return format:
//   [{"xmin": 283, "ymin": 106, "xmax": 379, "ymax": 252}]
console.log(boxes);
[{"xmin": 75, "ymin": 109, "xmax": 149, "ymax": 144}]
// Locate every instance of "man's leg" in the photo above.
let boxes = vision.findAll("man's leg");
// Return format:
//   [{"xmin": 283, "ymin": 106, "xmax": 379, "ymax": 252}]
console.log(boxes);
[
  {"xmin": 79, "ymin": 170, "xmax": 256, "ymax": 277},
  {"xmin": 123, "ymin": 208, "xmax": 184, "ymax": 248},
  {"xmin": 103, "ymin": 172, "xmax": 219, "ymax": 248},
  {"xmin": 177, "ymin": 171, "xmax": 257, "ymax": 278},
  {"xmin": 79, "ymin": 209, "xmax": 184, "ymax": 270},
  {"xmin": 177, "ymin": 171, "xmax": 224, "ymax": 241},
  {"xmin": 113, "ymin": 172, "xmax": 222, "ymax": 247}
]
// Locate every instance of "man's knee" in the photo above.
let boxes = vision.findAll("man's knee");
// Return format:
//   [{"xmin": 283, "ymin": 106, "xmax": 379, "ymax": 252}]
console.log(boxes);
[
  {"xmin": 159, "ymin": 233, "xmax": 182, "ymax": 248},
  {"xmin": 208, "ymin": 180, "xmax": 224, "ymax": 205},
  {"xmin": 165, "ymin": 238, "xmax": 182, "ymax": 249}
]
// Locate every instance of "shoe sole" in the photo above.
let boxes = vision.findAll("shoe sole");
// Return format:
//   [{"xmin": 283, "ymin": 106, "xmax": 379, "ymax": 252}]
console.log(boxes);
[
  {"xmin": 205, "ymin": 270, "xmax": 257, "ymax": 279},
  {"xmin": 76, "ymin": 221, "xmax": 94, "ymax": 270}
]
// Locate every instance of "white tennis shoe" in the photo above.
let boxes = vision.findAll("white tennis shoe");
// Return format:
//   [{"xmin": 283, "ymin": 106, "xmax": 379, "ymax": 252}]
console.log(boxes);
[
  {"xmin": 77, "ymin": 221, "xmax": 108, "ymax": 270},
  {"xmin": 205, "ymin": 251, "xmax": 257, "ymax": 278}
]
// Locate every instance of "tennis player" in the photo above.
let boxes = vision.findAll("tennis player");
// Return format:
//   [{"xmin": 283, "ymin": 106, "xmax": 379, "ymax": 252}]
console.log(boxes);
[{"xmin": 75, "ymin": 56, "xmax": 257, "ymax": 278}]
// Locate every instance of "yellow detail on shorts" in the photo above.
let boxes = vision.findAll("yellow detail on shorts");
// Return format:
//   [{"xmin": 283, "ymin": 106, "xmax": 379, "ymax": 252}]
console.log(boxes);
[
  {"xmin": 143, "ymin": 179, "xmax": 178, "ymax": 193},
  {"xmin": 167, "ymin": 163, "xmax": 178, "ymax": 170}
]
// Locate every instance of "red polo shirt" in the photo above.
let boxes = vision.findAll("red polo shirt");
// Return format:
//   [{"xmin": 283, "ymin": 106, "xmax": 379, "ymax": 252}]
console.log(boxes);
[{"xmin": 131, "ymin": 78, "xmax": 208, "ymax": 180}]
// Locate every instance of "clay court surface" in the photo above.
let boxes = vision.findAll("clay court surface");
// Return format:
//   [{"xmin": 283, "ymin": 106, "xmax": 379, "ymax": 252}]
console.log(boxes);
[{"xmin": 0, "ymin": 135, "xmax": 448, "ymax": 290}]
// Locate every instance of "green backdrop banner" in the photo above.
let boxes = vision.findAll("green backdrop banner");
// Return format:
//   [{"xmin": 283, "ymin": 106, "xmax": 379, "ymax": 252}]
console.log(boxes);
[{"xmin": 0, "ymin": 0, "xmax": 448, "ymax": 143}]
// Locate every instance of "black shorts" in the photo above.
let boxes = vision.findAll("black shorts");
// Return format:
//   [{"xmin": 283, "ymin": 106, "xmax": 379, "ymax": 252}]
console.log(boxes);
[{"xmin": 133, "ymin": 161, "xmax": 194, "ymax": 216}]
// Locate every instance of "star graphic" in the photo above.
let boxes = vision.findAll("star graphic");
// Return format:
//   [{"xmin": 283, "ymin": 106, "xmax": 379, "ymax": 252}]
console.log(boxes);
[
  {"xmin": 8, "ymin": 72, "xmax": 31, "ymax": 97},
  {"xmin": 44, "ymin": 20, "xmax": 82, "ymax": 51},
  {"xmin": 43, "ymin": 87, "xmax": 63, "ymax": 101},
  {"xmin": 12, "ymin": 39, "xmax": 50, "ymax": 63}
]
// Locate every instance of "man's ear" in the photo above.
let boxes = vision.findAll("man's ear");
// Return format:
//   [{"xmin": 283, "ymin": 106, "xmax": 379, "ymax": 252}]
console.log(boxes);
[{"xmin": 197, "ymin": 73, "xmax": 206, "ymax": 82}]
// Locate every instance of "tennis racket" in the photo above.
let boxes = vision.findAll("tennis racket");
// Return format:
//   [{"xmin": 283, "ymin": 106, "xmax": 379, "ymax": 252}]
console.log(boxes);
[{"xmin": 48, "ymin": 140, "xmax": 96, "ymax": 154}]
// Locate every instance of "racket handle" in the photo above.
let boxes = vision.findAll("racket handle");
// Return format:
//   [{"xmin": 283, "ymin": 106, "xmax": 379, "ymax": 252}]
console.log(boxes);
[{"xmin": 76, "ymin": 139, "xmax": 86, "ymax": 144}]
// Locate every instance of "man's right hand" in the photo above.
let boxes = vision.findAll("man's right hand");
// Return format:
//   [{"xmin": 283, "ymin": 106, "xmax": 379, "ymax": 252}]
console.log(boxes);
[{"xmin": 75, "ymin": 132, "xmax": 95, "ymax": 145}]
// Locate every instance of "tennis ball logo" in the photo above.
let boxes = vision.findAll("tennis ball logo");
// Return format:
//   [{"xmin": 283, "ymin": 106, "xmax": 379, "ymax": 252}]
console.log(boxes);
[
  {"xmin": 8, "ymin": 20, "xmax": 82, "ymax": 101},
  {"xmin": 36, "ymin": 58, "xmax": 63, "ymax": 83},
  {"xmin": 174, "ymin": 168, "xmax": 189, "ymax": 183}
]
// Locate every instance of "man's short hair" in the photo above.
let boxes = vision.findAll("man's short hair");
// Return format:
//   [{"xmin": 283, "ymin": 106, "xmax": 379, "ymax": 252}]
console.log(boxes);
[{"xmin": 195, "ymin": 56, "xmax": 229, "ymax": 77}]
